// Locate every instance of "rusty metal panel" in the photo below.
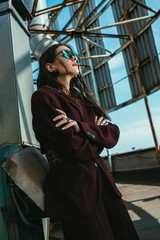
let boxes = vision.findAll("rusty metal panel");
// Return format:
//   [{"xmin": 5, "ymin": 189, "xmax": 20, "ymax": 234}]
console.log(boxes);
[
  {"xmin": 111, "ymin": 0, "xmax": 160, "ymax": 98},
  {"xmin": 69, "ymin": 0, "xmax": 117, "ymax": 110}
]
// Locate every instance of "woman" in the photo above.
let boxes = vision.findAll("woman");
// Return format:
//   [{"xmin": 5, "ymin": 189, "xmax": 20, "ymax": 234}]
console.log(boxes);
[{"xmin": 31, "ymin": 43, "xmax": 139, "ymax": 240}]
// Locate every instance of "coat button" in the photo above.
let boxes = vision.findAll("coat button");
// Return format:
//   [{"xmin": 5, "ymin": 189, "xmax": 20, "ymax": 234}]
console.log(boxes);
[{"xmin": 94, "ymin": 162, "xmax": 98, "ymax": 168}]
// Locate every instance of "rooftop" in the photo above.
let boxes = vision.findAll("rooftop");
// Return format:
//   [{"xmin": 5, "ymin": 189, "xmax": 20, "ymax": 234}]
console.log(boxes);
[{"xmin": 115, "ymin": 169, "xmax": 160, "ymax": 240}]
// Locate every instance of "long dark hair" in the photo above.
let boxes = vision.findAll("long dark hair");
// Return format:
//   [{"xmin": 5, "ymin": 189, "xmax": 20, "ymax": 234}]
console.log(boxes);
[{"xmin": 37, "ymin": 43, "xmax": 110, "ymax": 120}]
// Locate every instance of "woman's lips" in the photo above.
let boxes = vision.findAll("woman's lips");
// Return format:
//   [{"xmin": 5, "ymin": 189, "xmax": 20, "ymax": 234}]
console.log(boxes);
[{"xmin": 72, "ymin": 63, "xmax": 78, "ymax": 66}]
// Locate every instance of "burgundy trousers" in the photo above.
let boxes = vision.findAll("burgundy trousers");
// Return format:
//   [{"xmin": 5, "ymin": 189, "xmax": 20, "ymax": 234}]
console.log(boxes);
[{"xmin": 61, "ymin": 169, "xmax": 140, "ymax": 240}]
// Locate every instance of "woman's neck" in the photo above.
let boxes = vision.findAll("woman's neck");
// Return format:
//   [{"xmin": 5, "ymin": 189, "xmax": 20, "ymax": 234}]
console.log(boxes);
[{"xmin": 57, "ymin": 75, "xmax": 71, "ymax": 93}]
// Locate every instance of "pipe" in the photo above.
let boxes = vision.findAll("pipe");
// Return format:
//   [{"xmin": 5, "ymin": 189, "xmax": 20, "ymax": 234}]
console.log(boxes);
[
  {"xmin": 24, "ymin": 0, "xmax": 48, "ymax": 29},
  {"xmin": 24, "ymin": 0, "xmax": 58, "ymax": 59},
  {"xmin": 30, "ymin": 34, "xmax": 58, "ymax": 59}
]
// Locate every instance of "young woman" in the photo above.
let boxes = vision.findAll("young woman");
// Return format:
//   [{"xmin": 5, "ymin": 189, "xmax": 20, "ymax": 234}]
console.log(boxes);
[{"xmin": 31, "ymin": 43, "xmax": 139, "ymax": 240}]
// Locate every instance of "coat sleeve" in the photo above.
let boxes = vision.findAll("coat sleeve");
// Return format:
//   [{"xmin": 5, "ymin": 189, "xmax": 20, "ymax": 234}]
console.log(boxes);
[
  {"xmin": 77, "ymin": 120, "xmax": 120, "ymax": 149},
  {"xmin": 31, "ymin": 91, "xmax": 103, "ymax": 161}
]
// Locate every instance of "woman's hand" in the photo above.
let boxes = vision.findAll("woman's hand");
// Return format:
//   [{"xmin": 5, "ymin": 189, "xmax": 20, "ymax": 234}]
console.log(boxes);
[
  {"xmin": 95, "ymin": 116, "xmax": 108, "ymax": 126},
  {"xmin": 53, "ymin": 109, "xmax": 81, "ymax": 133}
]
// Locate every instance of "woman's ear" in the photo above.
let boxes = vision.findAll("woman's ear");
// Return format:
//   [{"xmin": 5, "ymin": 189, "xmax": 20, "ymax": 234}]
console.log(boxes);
[{"xmin": 45, "ymin": 63, "xmax": 56, "ymax": 72}]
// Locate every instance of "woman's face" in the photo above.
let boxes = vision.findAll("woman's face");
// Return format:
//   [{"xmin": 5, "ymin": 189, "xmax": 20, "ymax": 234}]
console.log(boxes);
[{"xmin": 48, "ymin": 46, "xmax": 80, "ymax": 77}]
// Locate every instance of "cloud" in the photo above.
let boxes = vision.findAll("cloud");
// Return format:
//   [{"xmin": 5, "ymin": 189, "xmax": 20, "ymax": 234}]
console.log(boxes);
[
  {"xmin": 108, "ymin": 116, "xmax": 160, "ymax": 155},
  {"xmin": 109, "ymin": 53, "xmax": 125, "ymax": 70}
]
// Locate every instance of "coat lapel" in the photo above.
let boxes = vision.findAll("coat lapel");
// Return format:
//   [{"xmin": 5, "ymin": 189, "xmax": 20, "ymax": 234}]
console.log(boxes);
[{"xmin": 60, "ymin": 92, "xmax": 84, "ymax": 121}]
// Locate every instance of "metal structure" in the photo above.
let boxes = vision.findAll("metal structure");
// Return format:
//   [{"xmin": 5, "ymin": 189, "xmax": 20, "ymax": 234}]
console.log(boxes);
[
  {"xmin": 112, "ymin": 0, "xmax": 160, "ymax": 98},
  {"xmin": 120, "ymin": 1, "xmax": 160, "ymax": 161},
  {"xmin": 27, "ymin": 0, "xmax": 160, "ymax": 103},
  {"xmin": 24, "ymin": 0, "xmax": 160, "ymax": 160}
]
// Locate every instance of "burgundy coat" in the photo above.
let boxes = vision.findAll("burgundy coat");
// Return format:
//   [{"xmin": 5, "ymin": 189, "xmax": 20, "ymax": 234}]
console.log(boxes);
[{"xmin": 31, "ymin": 87, "xmax": 122, "ymax": 219}]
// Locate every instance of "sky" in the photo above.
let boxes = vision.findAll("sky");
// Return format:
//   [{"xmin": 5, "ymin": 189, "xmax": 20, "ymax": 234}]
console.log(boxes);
[{"xmin": 32, "ymin": 0, "xmax": 160, "ymax": 156}]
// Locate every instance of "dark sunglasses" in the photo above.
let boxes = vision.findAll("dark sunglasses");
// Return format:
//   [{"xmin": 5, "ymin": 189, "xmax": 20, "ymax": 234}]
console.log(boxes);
[{"xmin": 55, "ymin": 49, "xmax": 80, "ymax": 63}]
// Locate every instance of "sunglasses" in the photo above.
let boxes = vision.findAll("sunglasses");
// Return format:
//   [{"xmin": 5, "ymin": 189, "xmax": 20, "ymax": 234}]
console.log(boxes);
[{"xmin": 55, "ymin": 49, "xmax": 80, "ymax": 63}]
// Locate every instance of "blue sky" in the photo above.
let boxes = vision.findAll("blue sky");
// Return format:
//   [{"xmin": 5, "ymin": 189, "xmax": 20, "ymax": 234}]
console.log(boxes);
[{"xmin": 32, "ymin": 0, "xmax": 160, "ymax": 155}]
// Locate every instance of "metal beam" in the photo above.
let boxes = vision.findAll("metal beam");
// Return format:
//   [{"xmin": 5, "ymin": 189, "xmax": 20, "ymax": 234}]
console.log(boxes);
[
  {"xmin": 79, "ymin": 9, "xmax": 160, "ymax": 71},
  {"xmin": 77, "ymin": 11, "xmax": 158, "ymax": 81},
  {"xmin": 52, "ymin": 1, "xmax": 85, "ymax": 40},
  {"xmin": 31, "ymin": 0, "xmax": 38, "ymax": 16},
  {"xmin": 49, "ymin": 0, "xmax": 70, "ymax": 24},
  {"xmin": 119, "ymin": 2, "xmax": 137, "ymax": 21},
  {"xmin": 81, "ymin": 36, "xmax": 112, "ymax": 54},
  {"xmin": 31, "ymin": 57, "xmax": 38, "ymax": 62},
  {"xmin": 34, "ymin": 0, "xmax": 84, "ymax": 17},
  {"xmin": 92, "ymin": 11, "xmax": 160, "ymax": 70},
  {"xmin": 63, "ymin": 0, "xmax": 89, "ymax": 44},
  {"xmin": 80, "ymin": 0, "xmax": 107, "ymax": 28},
  {"xmin": 79, "ymin": 65, "xmax": 91, "ymax": 70},
  {"xmin": 130, "ymin": 0, "xmax": 157, "ymax": 14},
  {"xmin": 80, "ymin": 54, "xmax": 111, "ymax": 60},
  {"xmin": 135, "ymin": 10, "xmax": 160, "ymax": 39},
  {"xmin": 59, "ymin": 35, "xmax": 69, "ymax": 43},
  {"xmin": 75, "ymin": 0, "xmax": 89, "ymax": 29},
  {"xmin": 32, "ymin": 67, "xmax": 39, "ymax": 73},
  {"xmin": 86, "ymin": 0, "xmax": 114, "ymax": 28},
  {"xmin": 29, "ymin": 29, "xmax": 129, "ymax": 39},
  {"xmin": 80, "ymin": 39, "xmax": 131, "ymax": 68},
  {"xmin": 82, "ymin": 53, "xmax": 159, "ymax": 86},
  {"xmin": 87, "ymin": 15, "xmax": 152, "ymax": 31},
  {"xmin": 108, "ymin": 85, "xmax": 160, "ymax": 113}
]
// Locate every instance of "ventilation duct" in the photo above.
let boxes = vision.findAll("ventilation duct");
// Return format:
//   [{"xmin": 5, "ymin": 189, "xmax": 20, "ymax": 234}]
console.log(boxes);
[
  {"xmin": 0, "ymin": 1, "xmax": 38, "ymax": 146},
  {"xmin": 24, "ymin": 0, "xmax": 58, "ymax": 59}
]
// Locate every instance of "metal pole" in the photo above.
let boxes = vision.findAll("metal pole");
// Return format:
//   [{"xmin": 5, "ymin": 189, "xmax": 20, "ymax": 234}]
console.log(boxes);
[
  {"xmin": 81, "ymin": 36, "xmax": 112, "ymax": 54},
  {"xmin": 120, "ymin": 0, "xmax": 160, "ymax": 162},
  {"xmin": 80, "ymin": 54, "xmax": 110, "ymax": 59},
  {"xmin": 87, "ymin": 15, "xmax": 152, "ymax": 32}
]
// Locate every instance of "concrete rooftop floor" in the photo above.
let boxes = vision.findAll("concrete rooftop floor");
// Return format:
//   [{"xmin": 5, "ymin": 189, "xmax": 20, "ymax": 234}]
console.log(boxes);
[{"xmin": 114, "ymin": 168, "xmax": 160, "ymax": 240}]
